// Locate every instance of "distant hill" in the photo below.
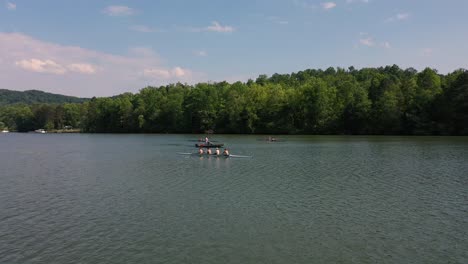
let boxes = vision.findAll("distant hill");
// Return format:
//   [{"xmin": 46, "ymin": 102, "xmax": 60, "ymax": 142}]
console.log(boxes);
[{"xmin": 0, "ymin": 89, "xmax": 88, "ymax": 106}]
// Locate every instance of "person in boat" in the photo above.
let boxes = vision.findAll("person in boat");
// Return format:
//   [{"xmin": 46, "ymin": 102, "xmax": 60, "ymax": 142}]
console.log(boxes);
[
  {"xmin": 198, "ymin": 148, "xmax": 204, "ymax": 155},
  {"xmin": 215, "ymin": 147, "xmax": 220, "ymax": 156},
  {"xmin": 222, "ymin": 148, "xmax": 230, "ymax": 156},
  {"xmin": 205, "ymin": 136, "xmax": 209, "ymax": 144},
  {"xmin": 207, "ymin": 148, "xmax": 212, "ymax": 155}
]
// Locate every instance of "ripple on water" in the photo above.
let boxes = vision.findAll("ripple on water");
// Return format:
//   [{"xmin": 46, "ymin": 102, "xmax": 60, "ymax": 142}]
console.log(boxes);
[{"xmin": 1, "ymin": 134, "xmax": 467, "ymax": 264}]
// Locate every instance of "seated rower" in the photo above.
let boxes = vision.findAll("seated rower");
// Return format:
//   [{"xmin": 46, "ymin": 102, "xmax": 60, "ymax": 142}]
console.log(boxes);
[
  {"xmin": 207, "ymin": 148, "xmax": 212, "ymax": 155},
  {"xmin": 222, "ymin": 148, "xmax": 230, "ymax": 156},
  {"xmin": 198, "ymin": 148, "xmax": 204, "ymax": 155},
  {"xmin": 215, "ymin": 147, "xmax": 220, "ymax": 156}
]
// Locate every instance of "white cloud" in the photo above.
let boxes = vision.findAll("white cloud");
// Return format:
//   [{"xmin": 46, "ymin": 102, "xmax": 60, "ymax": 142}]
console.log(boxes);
[
  {"xmin": 0, "ymin": 32, "xmax": 199, "ymax": 96},
  {"xmin": 15, "ymin": 59, "xmax": 67, "ymax": 74},
  {"xmin": 346, "ymin": 0, "xmax": 369, "ymax": 3},
  {"xmin": 358, "ymin": 35, "xmax": 392, "ymax": 49},
  {"xmin": 130, "ymin": 25, "xmax": 157, "ymax": 33},
  {"xmin": 143, "ymin": 69, "xmax": 171, "ymax": 79},
  {"xmin": 172, "ymin": 67, "xmax": 189, "ymax": 77},
  {"xmin": 68, "ymin": 63, "xmax": 97, "ymax": 74},
  {"xmin": 143, "ymin": 67, "xmax": 191, "ymax": 79},
  {"xmin": 321, "ymin": 2, "xmax": 337, "ymax": 10},
  {"xmin": 206, "ymin": 21, "xmax": 235, "ymax": 32},
  {"xmin": 397, "ymin": 13, "xmax": 410, "ymax": 20},
  {"xmin": 15, "ymin": 60, "xmax": 97, "ymax": 75},
  {"xmin": 386, "ymin": 12, "xmax": 410, "ymax": 22},
  {"xmin": 187, "ymin": 21, "xmax": 235, "ymax": 33},
  {"xmin": 381, "ymin": 42, "xmax": 391, "ymax": 49},
  {"xmin": 266, "ymin": 16, "xmax": 289, "ymax": 25},
  {"xmin": 293, "ymin": 0, "xmax": 316, "ymax": 9},
  {"xmin": 421, "ymin": 48, "xmax": 433, "ymax": 57},
  {"xmin": 128, "ymin": 47, "xmax": 158, "ymax": 57},
  {"xmin": 359, "ymin": 37, "xmax": 375, "ymax": 47},
  {"xmin": 6, "ymin": 1, "xmax": 16, "ymax": 10},
  {"xmin": 194, "ymin": 50, "xmax": 207, "ymax": 57},
  {"xmin": 103, "ymin": 5, "xmax": 135, "ymax": 16}
]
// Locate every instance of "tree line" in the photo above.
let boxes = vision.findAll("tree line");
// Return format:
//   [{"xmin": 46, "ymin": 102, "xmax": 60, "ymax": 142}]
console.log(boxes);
[{"xmin": 1, "ymin": 65, "xmax": 467, "ymax": 135}]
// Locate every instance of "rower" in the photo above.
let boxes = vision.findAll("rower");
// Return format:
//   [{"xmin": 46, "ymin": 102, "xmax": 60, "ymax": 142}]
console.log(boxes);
[
  {"xmin": 198, "ymin": 148, "xmax": 204, "ymax": 155},
  {"xmin": 205, "ymin": 137, "xmax": 209, "ymax": 143},
  {"xmin": 207, "ymin": 148, "xmax": 212, "ymax": 155},
  {"xmin": 215, "ymin": 147, "xmax": 220, "ymax": 156},
  {"xmin": 223, "ymin": 148, "xmax": 230, "ymax": 156}
]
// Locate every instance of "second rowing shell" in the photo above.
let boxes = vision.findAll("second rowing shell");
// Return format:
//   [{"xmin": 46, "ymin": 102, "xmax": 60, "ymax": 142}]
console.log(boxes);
[{"xmin": 195, "ymin": 143, "xmax": 224, "ymax": 148}]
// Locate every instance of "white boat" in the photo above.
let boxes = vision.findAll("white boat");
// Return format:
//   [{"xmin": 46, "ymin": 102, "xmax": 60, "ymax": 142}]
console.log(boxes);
[
  {"xmin": 1, "ymin": 129, "xmax": 9, "ymax": 133},
  {"xmin": 34, "ymin": 129, "xmax": 46, "ymax": 134}
]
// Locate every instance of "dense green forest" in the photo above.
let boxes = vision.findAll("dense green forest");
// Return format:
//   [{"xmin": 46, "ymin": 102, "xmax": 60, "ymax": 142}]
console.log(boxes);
[
  {"xmin": 0, "ymin": 89, "xmax": 88, "ymax": 106},
  {"xmin": 1, "ymin": 66, "xmax": 467, "ymax": 135}
]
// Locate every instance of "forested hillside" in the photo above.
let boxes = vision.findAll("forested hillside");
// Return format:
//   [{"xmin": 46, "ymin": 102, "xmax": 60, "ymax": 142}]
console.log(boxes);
[
  {"xmin": 1, "ymin": 65, "xmax": 467, "ymax": 135},
  {"xmin": 0, "ymin": 89, "xmax": 88, "ymax": 106}
]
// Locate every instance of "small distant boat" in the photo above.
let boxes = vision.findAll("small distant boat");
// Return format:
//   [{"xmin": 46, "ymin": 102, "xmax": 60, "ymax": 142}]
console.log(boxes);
[
  {"xmin": 1, "ymin": 129, "xmax": 9, "ymax": 133},
  {"xmin": 195, "ymin": 142, "xmax": 224, "ymax": 148},
  {"xmin": 34, "ymin": 129, "xmax": 46, "ymax": 134},
  {"xmin": 257, "ymin": 136, "xmax": 283, "ymax": 142}
]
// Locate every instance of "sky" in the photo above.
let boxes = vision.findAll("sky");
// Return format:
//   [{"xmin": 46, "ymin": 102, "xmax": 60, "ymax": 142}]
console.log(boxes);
[{"xmin": 1, "ymin": 0, "xmax": 467, "ymax": 97}]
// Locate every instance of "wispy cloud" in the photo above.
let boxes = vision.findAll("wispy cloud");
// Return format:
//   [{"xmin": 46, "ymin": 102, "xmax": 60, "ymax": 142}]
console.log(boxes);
[
  {"xmin": 267, "ymin": 16, "xmax": 289, "ymax": 25},
  {"xmin": 68, "ymin": 63, "xmax": 97, "ymax": 74},
  {"xmin": 14, "ymin": 59, "xmax": 97, "ymax": 75},
  {"xmin": 346, "ymin": 0, "xmax": 370, "ymax": 4},
  {"xmin": 205, "ymin": 21, "xmax": 235, "ymax": 32},
  {"xmin": 0, "ymin": 32, "xmax": 198, "ymax": 96},
  {"xmin": 359, "ymin": 37, "xmax": 375, "ymax": 47},
  {"xmin": 15, "ymin": 59, "xmax": 67, "ymax": 75},
  {"xmin": 381, "ymin": 42, "xmax": 391, "ymax": 49},
  {"xmin": 293, "ymin": 0, "xmax": 316, "ymax": 9},
  {"xmin": 188, "ymin": 21, "xmax": 235, "ymax": 33},
  {"xmin": 103, "ymin": 5, "xmax": 135, "ymax": 16},
  {"xmin": 6, "ymin": 2, "xmax": 16, "ymax": 10},
  {"xmin": 194, "ymin": 50, "xmax": 207, "ymax": 57},
  {"xmin": 421, "ymin": 48, "xmax": 433, "ymax": 57},
  {"xmin": 143, "ymin": 67, "xmax": 191, "ymax": 80},
  {"xmin": 129, "ymin": 25, "xmax": 162, "ymax": 33},
  {"xmin": 321, "ymin": 2, "xmax": 337, "ymax": 10},
  {"xmin": 249, "ymin": 14, "xmax": 289, "ymax": 25},
  {"xmin": 386, "ymin": 12, "xmax": 410, "ymax": 22},
  {"xmin": 358, "ymin": 34, "xmax": 391, "ymax": 49}
]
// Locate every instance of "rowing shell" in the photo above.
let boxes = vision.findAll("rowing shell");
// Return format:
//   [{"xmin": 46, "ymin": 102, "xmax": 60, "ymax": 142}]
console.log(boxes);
[
  {"xmin": 195, "ymin": 143, "xmax": 224, "ymax": 148},
  {"xmin": 177, "ymin": 153, "xmax": 252, "ymax": 158}
]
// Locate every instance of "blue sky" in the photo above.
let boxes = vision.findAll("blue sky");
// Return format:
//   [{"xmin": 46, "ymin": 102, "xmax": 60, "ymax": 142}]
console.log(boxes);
[{"xmin": 1, "ymin": 0, "xmax": 467, "ymax": 97}]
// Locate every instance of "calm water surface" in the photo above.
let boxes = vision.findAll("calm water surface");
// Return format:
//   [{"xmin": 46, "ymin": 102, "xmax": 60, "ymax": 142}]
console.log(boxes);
[{"xmin": 0, "ymin": 134, "xmax": 467, "ymax": 264}]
